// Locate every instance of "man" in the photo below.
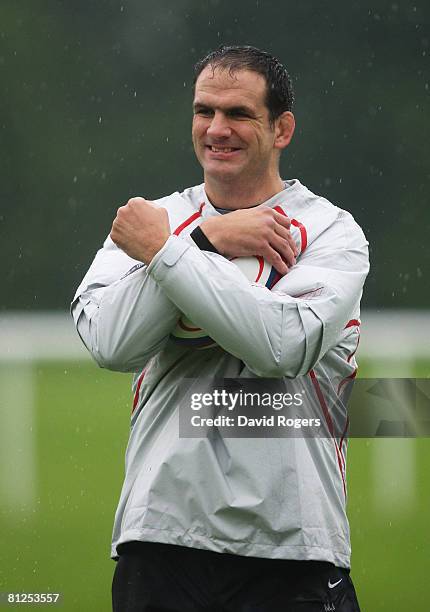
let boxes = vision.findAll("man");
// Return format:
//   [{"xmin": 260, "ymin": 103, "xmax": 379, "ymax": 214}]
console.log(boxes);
[{"xmin": 72, "ymin": 46, "xmax": 369, "ymax": 611}]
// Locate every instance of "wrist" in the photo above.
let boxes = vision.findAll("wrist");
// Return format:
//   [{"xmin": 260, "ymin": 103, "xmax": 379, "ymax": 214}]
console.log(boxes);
[
  {"xmin": 199, "ymin": 218, "xmax": 226, "ymax": 255},
  {"xmin": 143, "ymin": 234, "xmax": 169, "ymax": 264}
]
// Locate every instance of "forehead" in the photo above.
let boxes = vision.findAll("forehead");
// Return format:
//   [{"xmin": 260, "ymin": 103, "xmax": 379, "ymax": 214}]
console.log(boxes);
[{"xmin": 194, "ymin": 66, "xmax": 267, "ymax": 110}]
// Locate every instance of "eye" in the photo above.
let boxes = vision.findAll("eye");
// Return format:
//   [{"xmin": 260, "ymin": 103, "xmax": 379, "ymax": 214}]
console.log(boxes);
[
  {"xmin": 229, "ymin": 110, "xmax": 251, "ymax": 119},
  {"xmin": 194, "ymin": 107, "xmax": 213, "ymax": 117}
]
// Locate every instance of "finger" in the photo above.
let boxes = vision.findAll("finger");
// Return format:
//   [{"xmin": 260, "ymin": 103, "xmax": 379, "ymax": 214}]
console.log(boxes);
[
  {"xmin": 272, "ymin": 224, "xmax": 299, "ymax": 257},
  {"xmin": 272, "ymin": 223, "xmax": 289, "ymax": 240},
  {"xmin": 262, "ymin": 246, "xmax": 289, "ymax": 275},
  {"xmin": 270, "ymin": 236, "xmax": 297, "ymax": 268},
  {"xmin": 115, "ymin": 205, "xmax": 127, "ymax": 217},
  {"xmin": 286, "ymin": 231, "xmax": 299, "ymax": 257},
  {"xmin": 128, "ymin": 196, "xmax": 149, "ymax": 206},
  {"xmin": 273, "ymin": 210, "xmax": 291, "ymax": 229}
]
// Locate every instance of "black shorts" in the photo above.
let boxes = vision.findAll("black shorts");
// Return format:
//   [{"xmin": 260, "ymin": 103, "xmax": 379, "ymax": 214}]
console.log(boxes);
[{"xmin": 112, "ymin": 541, "xmax": 360, "ymax": 612}]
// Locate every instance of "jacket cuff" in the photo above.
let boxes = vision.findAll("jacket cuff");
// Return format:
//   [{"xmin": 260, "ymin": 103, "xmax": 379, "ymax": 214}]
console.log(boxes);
[
  {"xmin": 147, "ymin": 235, "xmax": 190, "ymax": 281},
  {"xmin": 190, "ymin": 226, "xmax": 220, "ymax": 254}
]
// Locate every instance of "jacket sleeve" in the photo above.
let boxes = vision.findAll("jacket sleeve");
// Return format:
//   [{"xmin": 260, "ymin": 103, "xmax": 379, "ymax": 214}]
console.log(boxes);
[
  {"xmin": 146, "ymin": 210, "xmax": 370, "ymax": 378},
  {"xmin": 71, "ymin": 236, "xmax": 181, "ymax": 372}
]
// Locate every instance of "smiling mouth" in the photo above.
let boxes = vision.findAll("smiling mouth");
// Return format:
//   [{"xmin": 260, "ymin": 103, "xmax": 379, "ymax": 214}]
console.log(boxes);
[{"xmin": 206, "ymin": 145, "xmax": 241, "ymax": 153}]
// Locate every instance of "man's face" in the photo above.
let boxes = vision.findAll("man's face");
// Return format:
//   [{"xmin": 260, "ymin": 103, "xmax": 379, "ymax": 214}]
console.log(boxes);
[{"xmin": 192, "ymin": 66, "xmax": 279, "ymax": 185}]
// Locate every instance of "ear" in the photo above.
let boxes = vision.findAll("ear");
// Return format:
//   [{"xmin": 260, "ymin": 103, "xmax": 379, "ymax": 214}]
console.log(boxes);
[{"xmin": 274, "ymin": 112, "xmax": 295, "ymax": 150}]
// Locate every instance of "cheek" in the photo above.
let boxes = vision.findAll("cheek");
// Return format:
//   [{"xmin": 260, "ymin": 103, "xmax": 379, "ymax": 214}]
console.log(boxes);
[
  {"xmin": 256, "ymin": 131, "xmax": 274, "ymax": 153},
  {"xmin": 192, "ymin": 119, "xmax": 206, "ymax": 142},
  {"xmin": 240, "ymin": 126, "xmax": 263, "ymax": 147}
]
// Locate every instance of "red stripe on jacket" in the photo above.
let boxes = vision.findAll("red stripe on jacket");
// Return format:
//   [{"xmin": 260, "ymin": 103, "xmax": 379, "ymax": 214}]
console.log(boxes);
[
  {"xmin": 344, "ymin": 319, "xmax": 360, "ymax": 329},
  {"xmin": 132, "ymin": 370, "xmax": 146, "ymax": 414},
  {"xmin": 173, "ymin": 203, "xmax": 205, "ymax": 236},
  {"xmin": 274, "ymin": 205, "xmax": 308, "ymax": 253},
  {"xmin": 309, "ymin": 369, "xmax": 346, "ymax": 497}
]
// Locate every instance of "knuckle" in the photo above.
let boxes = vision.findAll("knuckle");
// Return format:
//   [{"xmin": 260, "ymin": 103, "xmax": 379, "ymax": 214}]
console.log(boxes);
[{"xmin": 127, "ymin": 196, "xmax": 144, "ymax": 208}]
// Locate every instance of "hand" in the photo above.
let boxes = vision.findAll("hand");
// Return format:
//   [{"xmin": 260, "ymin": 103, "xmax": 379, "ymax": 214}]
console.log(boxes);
[
  {"xmin": 200, "ymin": 206, "xmax": 299, "ymax": 275},
  {"xmin": 110, "ymin": 197, "xmax": 170, "ymax": 264}
]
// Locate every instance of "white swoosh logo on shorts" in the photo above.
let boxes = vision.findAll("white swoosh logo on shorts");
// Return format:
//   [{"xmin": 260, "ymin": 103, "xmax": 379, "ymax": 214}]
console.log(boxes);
[{"xmin": 328, "ymin": 578, "xmax": 343, "ymax": 589}]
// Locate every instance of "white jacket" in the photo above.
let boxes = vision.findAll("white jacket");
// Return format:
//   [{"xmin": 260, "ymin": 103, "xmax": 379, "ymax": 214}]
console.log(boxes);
[{"xmin": 71, "ymin": 179, "xmax": 369, "ymax": 568}]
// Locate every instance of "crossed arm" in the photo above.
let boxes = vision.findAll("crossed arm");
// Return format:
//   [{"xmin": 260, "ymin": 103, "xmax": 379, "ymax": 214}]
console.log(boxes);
[
  {"xmin": 109, "ymin": 197, "xmax": 298, "ymax": 273},
  {"xmin": 72, "ymin": 197, "xmax": 369, "ymax": 376}
]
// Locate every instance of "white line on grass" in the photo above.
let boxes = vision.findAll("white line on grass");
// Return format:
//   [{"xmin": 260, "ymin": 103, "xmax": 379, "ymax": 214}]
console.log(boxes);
[
  {"xmin": 0, "ymin": 363, "xmax": 37, "ymax": 513},
  {"xmin": 369, "ymin": 360, "xmax": 416, "ymax": 515}
]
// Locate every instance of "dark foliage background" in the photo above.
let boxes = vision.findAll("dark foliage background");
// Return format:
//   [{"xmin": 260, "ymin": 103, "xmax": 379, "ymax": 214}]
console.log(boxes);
[{"xmin": 1, "ymin": 0, "xmax": 429, "ymax": 310}]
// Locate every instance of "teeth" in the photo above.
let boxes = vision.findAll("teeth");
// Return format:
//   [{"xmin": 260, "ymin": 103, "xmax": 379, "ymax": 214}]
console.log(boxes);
[{"xmin": 211, "ymin": 146, "xmax": 235, "ymax": 153}]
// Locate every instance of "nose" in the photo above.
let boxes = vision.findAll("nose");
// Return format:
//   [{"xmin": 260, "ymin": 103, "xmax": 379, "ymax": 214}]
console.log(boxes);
[{"xmin": 206, "ymin": 111, "xmax": 232, "ymax": 139}]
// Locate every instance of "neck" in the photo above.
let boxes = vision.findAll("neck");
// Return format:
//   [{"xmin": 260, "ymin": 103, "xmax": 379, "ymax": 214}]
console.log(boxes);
[{"xmin": 204, "ymin": 173, "xmax": 285, "ymax": 210}]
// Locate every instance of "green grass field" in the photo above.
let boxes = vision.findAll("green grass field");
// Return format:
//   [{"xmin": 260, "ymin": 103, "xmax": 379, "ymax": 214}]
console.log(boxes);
[{"xmin": 0, "ymin": 359, "xmax": 429, "ymax": 611}]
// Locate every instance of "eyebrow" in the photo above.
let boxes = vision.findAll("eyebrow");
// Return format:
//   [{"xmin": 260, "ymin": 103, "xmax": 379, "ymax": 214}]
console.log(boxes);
[{"xmin": 193, "ymin": 101, "xmax": 256, "ymax": 116}]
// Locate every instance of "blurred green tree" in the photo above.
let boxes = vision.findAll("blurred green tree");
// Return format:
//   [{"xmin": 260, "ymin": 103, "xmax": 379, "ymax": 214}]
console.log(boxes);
[{"xmin": 1, "ymin": 0, "xmax": 429, "ymax": 309}]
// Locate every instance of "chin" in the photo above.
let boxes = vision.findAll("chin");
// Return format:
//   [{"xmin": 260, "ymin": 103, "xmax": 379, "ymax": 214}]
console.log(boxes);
[
  {"xmin": 203, "ymin": 161, "xmax": 244, "ymax": 182},
  {"xmin": 206, "ymin": 169, "xmax": 241, "ymax": 184}
]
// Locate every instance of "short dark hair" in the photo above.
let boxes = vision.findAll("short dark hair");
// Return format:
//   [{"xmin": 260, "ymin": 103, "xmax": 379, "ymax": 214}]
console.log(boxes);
[{"xmin": 193, "ymin": 45, "xmax": 295, "ymax": 125}]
